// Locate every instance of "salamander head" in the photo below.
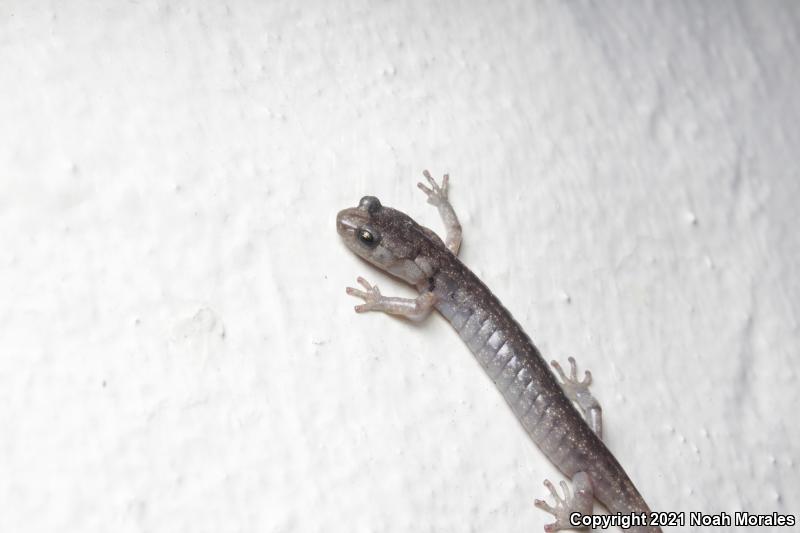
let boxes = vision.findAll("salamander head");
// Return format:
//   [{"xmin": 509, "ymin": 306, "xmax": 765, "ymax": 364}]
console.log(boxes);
[{"xmin": 336, "ymin": 196, "xmax": 428, "ymax": 285}]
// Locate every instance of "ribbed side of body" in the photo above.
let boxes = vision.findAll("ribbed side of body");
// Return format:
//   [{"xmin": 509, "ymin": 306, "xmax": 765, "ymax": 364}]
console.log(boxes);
[{"xmin": 429, "ymin": 261, "xmax": 660, "ymax": 532}]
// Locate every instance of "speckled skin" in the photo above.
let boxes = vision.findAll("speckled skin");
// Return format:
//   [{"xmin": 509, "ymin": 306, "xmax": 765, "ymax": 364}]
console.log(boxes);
[{"xmin": 337, "ymin": 185, "xmax": 660, "ymax": 533}]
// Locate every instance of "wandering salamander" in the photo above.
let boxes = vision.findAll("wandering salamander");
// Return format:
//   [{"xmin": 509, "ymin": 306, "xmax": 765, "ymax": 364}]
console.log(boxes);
[{"xmin": 336, "ymin": 172, "xmax": 661, "ymax": 533}]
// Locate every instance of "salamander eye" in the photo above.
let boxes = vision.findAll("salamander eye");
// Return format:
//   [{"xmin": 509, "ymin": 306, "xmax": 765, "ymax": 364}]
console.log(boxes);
[
  {"xmin": 358, "ymin": 196, "xmax": 382, "ymax": 214},
  {"xmin": 357, "ymin": 228, "xmax": 379, "ymax": 247}
]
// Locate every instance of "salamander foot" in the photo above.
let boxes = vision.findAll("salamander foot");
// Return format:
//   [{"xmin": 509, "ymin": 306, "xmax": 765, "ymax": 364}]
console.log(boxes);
[
  {"xmin": 550, "ymin": 357, "xmax": 603, "ymax": 439},
  {"xmin": 534, "ymin": 473, "xmax": 593, "ymax": 532},
  {"xmin": 346, "ymin": 276, "xmax": 436, "ymax": 321},
  {"xmin": 417, "ymin": 170, "xmax": 462, "ymax": 255}
]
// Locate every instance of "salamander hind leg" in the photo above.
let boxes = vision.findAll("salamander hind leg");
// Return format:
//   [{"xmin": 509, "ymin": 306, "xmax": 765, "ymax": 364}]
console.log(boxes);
[
  {"xmin": 550, "ymin": 357, "xmax": 603, "ymax": 439},
  {"xmin": 346, "ymin": 276, "xmax": 436, "ymax": 321},
  {"xmin": 534, "ymin": 472, "xmax": 593, "ymax": 532}
]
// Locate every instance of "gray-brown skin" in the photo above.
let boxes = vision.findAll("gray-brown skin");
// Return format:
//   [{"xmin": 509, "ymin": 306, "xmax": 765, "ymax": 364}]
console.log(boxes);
[{"xmin": 336, "ymin": 172, "xmax": 661, "ymax": 533}]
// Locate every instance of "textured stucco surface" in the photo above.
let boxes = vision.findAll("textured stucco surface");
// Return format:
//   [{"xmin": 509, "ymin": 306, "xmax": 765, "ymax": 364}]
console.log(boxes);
[{"xmin": 1, "ymin": 1, "xmax": 799, "ymax": 532}]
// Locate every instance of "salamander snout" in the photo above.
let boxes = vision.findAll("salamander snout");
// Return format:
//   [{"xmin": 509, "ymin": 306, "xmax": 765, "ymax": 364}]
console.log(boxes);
[
  {"xmin": 336, "ymin": 209, "xmax": 350, "ymax": 236},
  {"xmin": 336, "ymin": 207, "xmax": 364, "ymax": 238},
  {"xmin": 337, "ymin": 196, "xmax": 383, "ymax": 238}
]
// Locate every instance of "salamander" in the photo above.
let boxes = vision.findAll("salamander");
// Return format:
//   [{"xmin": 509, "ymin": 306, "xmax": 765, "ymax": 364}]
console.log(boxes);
[{"xmin": 336, "ymin": 171, "xmax": 661, "ymax": 533}]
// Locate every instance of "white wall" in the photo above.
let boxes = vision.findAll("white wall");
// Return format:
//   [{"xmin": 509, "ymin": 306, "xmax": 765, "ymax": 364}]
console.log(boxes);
[{"xmin": 1, "ymin": 1, "xmax": 798, "ymax": 531}]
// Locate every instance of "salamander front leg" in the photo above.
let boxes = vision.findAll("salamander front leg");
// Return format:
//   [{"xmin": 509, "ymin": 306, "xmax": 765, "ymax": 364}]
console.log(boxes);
[
  {"xmin": 534, "ymin": 472, "xmax": 593, "ymax": 532},
  {"xmin": 346, "ymin": 277, "xmax": 436, "ymax": 321},
  {"xmin": 550, "ymin": 357, "xmax": 603, "ymax": 439},
  {"xmin": 417, "ymin": 170, "xmax": 462, "ymax": 255}
]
